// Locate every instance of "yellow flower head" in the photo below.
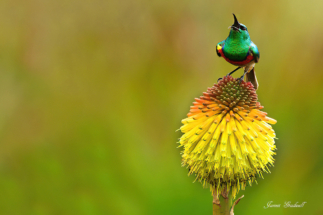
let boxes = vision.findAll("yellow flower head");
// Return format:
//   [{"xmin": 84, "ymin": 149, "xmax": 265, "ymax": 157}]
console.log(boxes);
[{"xmin": 179, "ymin": 76, "xmax": 277, "ymax": 198}]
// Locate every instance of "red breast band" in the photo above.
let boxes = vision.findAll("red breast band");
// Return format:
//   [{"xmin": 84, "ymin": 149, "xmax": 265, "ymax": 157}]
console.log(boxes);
[{"xmin": 218, "ymin": 46, "xmax": 254, "ymax": 66}]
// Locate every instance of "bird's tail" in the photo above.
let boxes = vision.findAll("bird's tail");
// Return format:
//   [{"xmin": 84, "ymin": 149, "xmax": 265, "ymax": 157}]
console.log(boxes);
[{"xmin": 246, "ymin": 68, "xmax": 259, "ymax": 90}]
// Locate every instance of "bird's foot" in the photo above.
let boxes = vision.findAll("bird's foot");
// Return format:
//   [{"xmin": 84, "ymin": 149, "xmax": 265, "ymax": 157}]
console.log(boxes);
[
  {"xmin": 217, "ymin": 77, "xmax": 223, "ymax": 82},
  {"xmin": 238, "ymin": 76, "xmax": 244, "ymax": 84}
]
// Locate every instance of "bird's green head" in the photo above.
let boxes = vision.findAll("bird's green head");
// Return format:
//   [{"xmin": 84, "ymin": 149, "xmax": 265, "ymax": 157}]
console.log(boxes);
[{"xmin": 227, "ymin": 14, "xmax": 250, "ymax": 42}]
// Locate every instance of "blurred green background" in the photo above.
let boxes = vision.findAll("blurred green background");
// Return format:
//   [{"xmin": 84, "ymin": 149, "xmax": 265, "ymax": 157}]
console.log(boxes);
[{"xmin": 0, "ymin": 0, "xmax": 322, "ymax": 214}]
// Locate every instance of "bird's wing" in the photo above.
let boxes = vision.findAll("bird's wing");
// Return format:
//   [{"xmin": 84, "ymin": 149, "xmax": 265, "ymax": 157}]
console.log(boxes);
[
  {"xmin": 216, "ymin": 40, "xmax": 225, "ymax": 57},
  {"xmin": 249, "ymin": 42, "xmax": 260, "ymax": 63}
]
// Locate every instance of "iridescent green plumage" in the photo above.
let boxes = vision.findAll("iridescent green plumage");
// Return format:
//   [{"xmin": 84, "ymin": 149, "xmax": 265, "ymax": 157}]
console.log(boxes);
[{"xmin": 223, "ymin": 24, "xmax": 251, "ymax": 61}]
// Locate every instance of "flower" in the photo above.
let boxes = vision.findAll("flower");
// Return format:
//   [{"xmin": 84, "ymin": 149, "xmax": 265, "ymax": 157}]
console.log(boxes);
[{"xmin": 179, "ymin": 76, "xmax": 277, "ymax": 198}]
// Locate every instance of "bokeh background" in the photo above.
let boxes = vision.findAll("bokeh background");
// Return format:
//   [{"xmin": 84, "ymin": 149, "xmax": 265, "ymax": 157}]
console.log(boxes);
[{"xmin": 0, "ymin": 0, "xmax": 322, "ymax": 214}]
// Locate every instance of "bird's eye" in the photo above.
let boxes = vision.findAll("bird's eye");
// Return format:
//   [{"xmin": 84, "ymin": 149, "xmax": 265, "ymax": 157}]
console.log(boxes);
[{"xmin": 240, "ymin": 26, "xmax": 246, "ymax": 31}]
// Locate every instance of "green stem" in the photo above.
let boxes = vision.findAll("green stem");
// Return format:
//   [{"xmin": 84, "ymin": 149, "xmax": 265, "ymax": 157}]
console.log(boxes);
[
  {"xmin": 213, "ymin": 187, "xmax": 244, "ymax": 215},
  {"xmin": 212, "ymin": 188, "xmax": 232, "ymax": 215},
  {"xmin": 213, "ymin": 191, "xmax": 221, "ymax": 215}
]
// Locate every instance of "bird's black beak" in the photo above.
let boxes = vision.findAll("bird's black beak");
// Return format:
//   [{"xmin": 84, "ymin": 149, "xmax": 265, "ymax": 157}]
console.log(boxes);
[{"xmin": 232, "ymin": 13, "xmax": 240, "ymax": 31}]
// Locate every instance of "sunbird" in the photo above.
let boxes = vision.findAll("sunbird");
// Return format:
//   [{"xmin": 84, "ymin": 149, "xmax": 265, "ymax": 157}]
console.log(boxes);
[{"xmin": 216, "ymin": 14, "xmax": 260, "ymax": 89}]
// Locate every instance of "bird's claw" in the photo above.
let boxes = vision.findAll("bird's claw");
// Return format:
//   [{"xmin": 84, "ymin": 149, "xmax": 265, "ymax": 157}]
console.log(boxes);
[
  {"xmin": 217, "ymin": 77, "xmax": 223, "ymax": 82},
  {"xmin": 238, "ymin": 76, "xmax": 244, "ymax": 84}
]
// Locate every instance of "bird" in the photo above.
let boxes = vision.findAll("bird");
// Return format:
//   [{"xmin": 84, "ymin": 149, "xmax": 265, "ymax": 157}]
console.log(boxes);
[{"xmin": 216, "ymin": 14, "xmax": 260, "ymax": 89}]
